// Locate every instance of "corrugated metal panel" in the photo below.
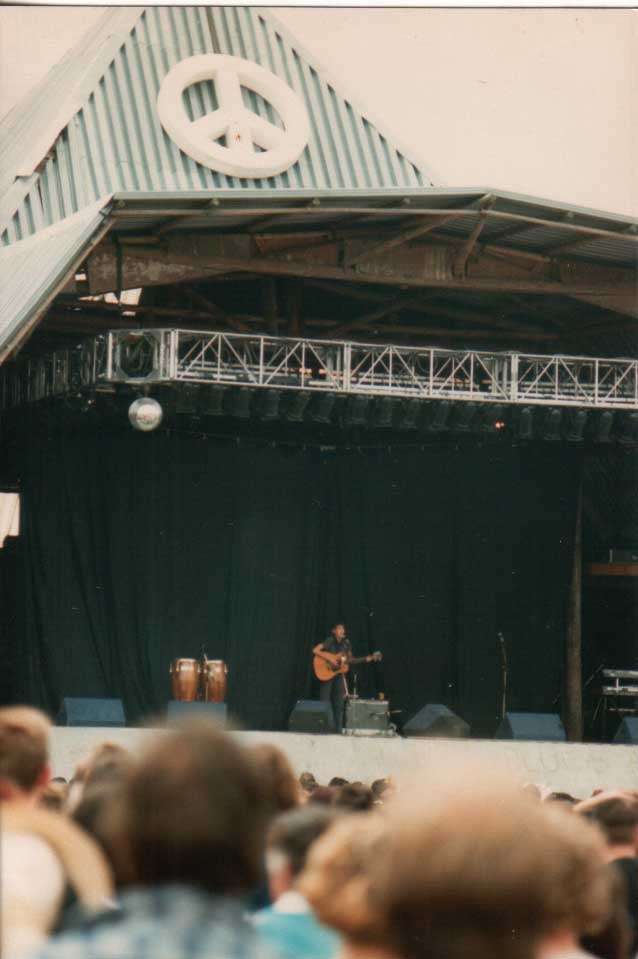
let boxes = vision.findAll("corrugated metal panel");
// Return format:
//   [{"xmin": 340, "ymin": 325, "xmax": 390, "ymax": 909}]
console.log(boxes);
[
  {"xmin": 0, "ymin": 197, "xmax": 112, "ymax": 360},
  {"xmin": 0, "ymin": 6, "xmax": 437, "ymax": 246}
]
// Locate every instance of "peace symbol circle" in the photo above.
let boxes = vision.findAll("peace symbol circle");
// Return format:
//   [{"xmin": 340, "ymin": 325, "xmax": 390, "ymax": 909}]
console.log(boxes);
[{"xmin": 157, "ymin": 54, "xmax": 310, "ymax": 178}]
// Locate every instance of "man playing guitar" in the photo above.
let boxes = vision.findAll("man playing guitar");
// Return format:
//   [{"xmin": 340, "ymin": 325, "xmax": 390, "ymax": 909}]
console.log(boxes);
[{"xmin": 313, "ymin": 622, "xmax": 351, "ymax": 733}]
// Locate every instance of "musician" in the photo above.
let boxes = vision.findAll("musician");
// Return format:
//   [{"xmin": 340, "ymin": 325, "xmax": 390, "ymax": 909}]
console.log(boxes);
[{"xmin": 313, "ymin": 623, "xmax": 352, "ymax": 733}]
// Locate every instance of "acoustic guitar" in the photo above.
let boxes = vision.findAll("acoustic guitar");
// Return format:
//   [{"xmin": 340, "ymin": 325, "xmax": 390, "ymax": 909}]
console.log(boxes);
[{"xmin": 313, "ymin": 649, "xmax": 382, "ymax": 682}]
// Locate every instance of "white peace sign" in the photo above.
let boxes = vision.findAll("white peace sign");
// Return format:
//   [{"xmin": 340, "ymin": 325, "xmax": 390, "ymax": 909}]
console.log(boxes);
[{"xmin": 157, "ymin": 54, "xmax": 310, "ymax": 179}]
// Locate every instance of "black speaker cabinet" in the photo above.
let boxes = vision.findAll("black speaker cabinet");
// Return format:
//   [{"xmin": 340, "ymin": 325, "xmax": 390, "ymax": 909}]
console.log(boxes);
[
  {"xmin": 166, "ymin": 701, "xmax": 227, "ymax": 724},
  {"xmin": 614, "ymin": 717, "xmax": 638, "ymax": 744},
  {"xmin": 495, "ymin": 712, "xmax": 566, "ymax": 742},
  {"xmin": 57, "ymin": 697, "xmax": 126, "ymax": 727},
  {"xmin": 403, "ymin": 703, "xmax": 470, "ymax": 739},
  {"xmin": 288, "ymin": 700, "xmax": 335, "ymax": 735}
]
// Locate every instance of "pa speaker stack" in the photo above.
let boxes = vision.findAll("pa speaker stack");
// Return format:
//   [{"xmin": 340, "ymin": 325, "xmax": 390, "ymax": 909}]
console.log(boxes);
[
  {"xmin": 403, "ymin": 703, "xmax": 470, "ymax": 739},
  {"xmin": 56, "ymin": 697, "xmax": 126, "ymax": 727},
  {"xmin": 288, "ymin": 700, "xmax": 335, "ymax": 735},
  {"xmin": 495, "ymin": 712, "xmax": 566, "ymax": 742},
  {"xmin": 614, "ymin": 717, "xmax": 638, "ymax": 744}
]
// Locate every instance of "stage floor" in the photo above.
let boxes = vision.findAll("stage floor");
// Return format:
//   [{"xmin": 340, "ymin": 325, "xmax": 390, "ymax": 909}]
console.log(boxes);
[{"xmin": 49, "ymin": 727, "xmax": 637, "ymax": 797}]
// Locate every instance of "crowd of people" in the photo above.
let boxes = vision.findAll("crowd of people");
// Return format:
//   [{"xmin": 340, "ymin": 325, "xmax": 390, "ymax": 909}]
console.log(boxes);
[{"xmin": 0, "ymin": 704, "xmax": 637, "ymax": 959}]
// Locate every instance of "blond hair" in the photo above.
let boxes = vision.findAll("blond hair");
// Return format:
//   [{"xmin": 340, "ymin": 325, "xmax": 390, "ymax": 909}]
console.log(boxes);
[
  {"xmin": 0, "ymin": 707, "xmax": 51, "ymax": 792},
  {"xmin": 301, "ymin": 776, "xmax": 615, "ymax": 959}
]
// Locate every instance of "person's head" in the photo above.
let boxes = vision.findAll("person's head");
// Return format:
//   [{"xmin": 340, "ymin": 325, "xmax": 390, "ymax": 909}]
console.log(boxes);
[
  {"xmin": 303, "ymin": 774, "xmax": 616, "ymax": 959},
  {"xmin": 250, "ymin": 743, "xmax": 300, "ymax": 817},
  {"xmin": 68, "ymin": 742, "xmax": 132, "ymax": 812},
  {"xmin": 307, "ymin": 786, "xmax": 337, "ymax": 807},
  {"xmin": 329, "ymin": 776, "xmax": 349, "ymax": 788},
  {"xmin": 334, "ymin": 782, "xmax": 374, "ymax": 813},
  {"xmin": 38, "ymin": 781, "xmax": 68, "ymax": 813},
  {"xmin": 265, "ymin": 806, "xmax": 336, "ymax": 903},
  {"xmin": 0, "ymin": 707, "xmax": 51, "ymax": 804},
  {"xmin": 299, "ymin": 771, "xmax": 318, "ymax": 795},
  {"xmin": 576, "ymin": 792, "xmax": 638, "ymax": 854},
  {"xmin": 331, "ymin": 623, "xmax": 346, "ymax": 642},
  {"xmin": 108, "ymin": 719, "xmax": 268, "ymax": 896}
]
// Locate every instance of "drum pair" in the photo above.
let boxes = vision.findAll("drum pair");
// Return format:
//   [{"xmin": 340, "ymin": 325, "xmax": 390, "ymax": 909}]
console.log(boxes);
[{"xmin": 169, "ymin": 658, "xmax": 228, "ymax": 703}]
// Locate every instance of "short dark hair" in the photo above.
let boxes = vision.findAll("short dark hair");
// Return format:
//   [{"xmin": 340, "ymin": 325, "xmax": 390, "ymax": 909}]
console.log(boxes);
[
  {"xmin": 579, "ymin": 795, "xmax": 638, "ymax": 846},
  {"xmin": 117, "ymin": 720, "xmax": 268, "ymax": 895},
  {"xmin": 334, "ymin": 782, "xmax": 374, "ymax": 813},
  {"xmin": 268, "ymin": 806, "xmax": 336, "ymax": 878},
  {"xmin": 329, "ymin": 777, "xmax": 348, "ymax": 788}
]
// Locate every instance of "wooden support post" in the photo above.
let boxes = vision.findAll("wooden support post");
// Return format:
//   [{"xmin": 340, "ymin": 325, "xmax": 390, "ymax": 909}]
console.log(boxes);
[
  {"xmin": 285, "ymin": 278, "xmax": 304, "ymax": 337},
  {"xmin": 261, "ymin": 277, "xmax": 279, "ymax": 335},
  {"xmin": 565, "ymin": 479, "xmax": 584, "ymax": 742}
]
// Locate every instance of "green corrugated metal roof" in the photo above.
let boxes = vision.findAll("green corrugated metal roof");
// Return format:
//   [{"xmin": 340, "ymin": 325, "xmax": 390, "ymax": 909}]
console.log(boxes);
[
  {"xmin": 0, "ymin": 6, "xmax": 439, "ymax": 247},
  {"xmin": 0, "ymin": 197, "xmax": 112, "ymax": 361}
]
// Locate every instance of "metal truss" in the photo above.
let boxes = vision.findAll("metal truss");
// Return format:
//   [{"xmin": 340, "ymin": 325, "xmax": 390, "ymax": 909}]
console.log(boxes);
[{"xmin": 2, "ymin": 329, "xmax": 637, "ymax": 412}]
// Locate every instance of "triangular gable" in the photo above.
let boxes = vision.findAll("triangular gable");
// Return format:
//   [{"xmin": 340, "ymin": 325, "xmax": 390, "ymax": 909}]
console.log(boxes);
[{"xmin": 0, "ymin": 6, "xmax": 440, "ymax": 246}]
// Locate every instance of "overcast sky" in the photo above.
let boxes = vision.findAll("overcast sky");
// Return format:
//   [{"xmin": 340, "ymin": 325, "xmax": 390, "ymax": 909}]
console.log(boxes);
[{"xmin": 0, "ymin": 5, "xmax": 635, "ymax": 215}]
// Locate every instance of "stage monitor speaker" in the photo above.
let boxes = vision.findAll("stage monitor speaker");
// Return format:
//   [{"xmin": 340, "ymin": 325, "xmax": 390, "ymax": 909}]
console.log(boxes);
[
  {"xmin": 57, "ymin": 697, "xmax": 126, "ymax": 727},
  {"xmin": 288, "ymin": 700, "xmax": 335, "ymax": 735},
  {"xmin": 614, "ymin": 717, "xmax": 638, "ymax": 744},
  {"xmin": 495, "ymin": 712, "xmax": 566, "ymax": 742},
  {"xmin": 403, "ymin": 703, "xmax": 470, "ymax": 739},
  {"xmin": 166, "ymin": 701, "xmax": 227, "ymax": 724}
]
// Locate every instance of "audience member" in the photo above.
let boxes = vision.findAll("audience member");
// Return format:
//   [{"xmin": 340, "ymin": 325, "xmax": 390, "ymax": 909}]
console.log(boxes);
[
  {"xmin": 254, "ymin": 806, "xmax": 340, "ymax": 959},
  {"xmin": 0, "ymin": 706, "xmax": 51, "ymax": 804},
  {"xmin": 250, "ymin": 742, "xmax": 301, "ymax": 816},
  {"xmin": 302, "ymin": 777, "xmax": 619, "ymax": 959},
  {"xmin": 334, "ymin": 781, "xmax": 374, "ymax": 813},
  {"xmin": 1, "ymin": 804, "xmax": 113, "ymax": 959},
  {"xmin": 299, "ymin": 771, "xmax": 318, "ymax": 796},
  {"xmin": 307, "ymin": 785, "xmax": 337, "ymax": 806},
  {"xmin": 576, "ymin": 792, "xmax": 638, "ymax": 955},
  {"xmin": 31, "ymin": 719, "xmax": 276, "ymax": 959}
]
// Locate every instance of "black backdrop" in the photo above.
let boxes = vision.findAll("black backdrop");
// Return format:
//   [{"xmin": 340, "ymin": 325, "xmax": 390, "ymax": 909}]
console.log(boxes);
[{"xmin": 6, "ymin": 429, "xmax": 579, "ymax": 735}]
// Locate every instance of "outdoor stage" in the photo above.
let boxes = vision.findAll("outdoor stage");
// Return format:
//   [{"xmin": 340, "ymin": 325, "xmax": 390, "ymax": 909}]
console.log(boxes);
[{"xmin": 50, "ymin": 727, "xmax": 638, "ymax": 797}]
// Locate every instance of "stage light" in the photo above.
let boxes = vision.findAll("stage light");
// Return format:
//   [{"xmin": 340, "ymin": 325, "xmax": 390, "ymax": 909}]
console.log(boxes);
[
  {"xmin": 566, "ymin": 409, "xmax": 588, "ymax": 442},
  {"xmin": 259, "ymin": 390, "xmax": 281, "ymax": 422},
  {"xmin": 371, "ymin": 397, "xmax": 394, "ymax": 429},
  {"xmin": 128, "ymin": 396, "xmax": 163, "ymax": 432},
  {"xmin": 619, "ymin": 412, "xmax": 638, "ymax": 445},
  {"xmin": 286, "ymin": 391, "xmax": 312, "ymax": 422},
  {"xmin": 428, "ymin": 400, "xmax": 451, "ymax": 432},
  {"xmin": 202, "ymin": 386, "xmax": 226, "ymax": 416},
  {"xmin": 451, "ymin": 402, "xmax": 478, "ymax": 432},
  {"xmin": 232, "ymin": 388, "xmax": 255, "ymax": 419},
  {"xmin": 345, "ymin": 395, "xmax": 369, "ymax": 427},
  {"xmin": 516, "ymin": 407, "xmax": 534, "ymax": 440},
  {"xmin": 310, "ymin": 393, "xmax": 336, "ymax": 424},
  {"xmin": 542, "ymin": 408, "xmax": 562, "ymax": 442},
  {"xmin": 480, "ymin": 404, "xmax": 505, "ymax": 432},
  {"xmin": 595, "ymin": 410, "xmax": 614, "ymax": 443},
  {"xmin": 398, "ymin": 398, "xmax": 421, "ymax": 430},
  {"xmin": 176, "ymin": 386, "xmax": 199, "ymax": 416}
]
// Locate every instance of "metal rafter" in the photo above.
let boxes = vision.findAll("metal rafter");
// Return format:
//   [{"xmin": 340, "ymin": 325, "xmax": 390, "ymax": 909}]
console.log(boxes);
[{"xmin": 3, "ymin": 330, "xmax": 636, "ymax": 413}]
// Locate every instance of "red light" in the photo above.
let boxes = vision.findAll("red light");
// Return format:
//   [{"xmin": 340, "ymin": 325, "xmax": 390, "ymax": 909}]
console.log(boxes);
[{"xmin": 495, "ymin": 420, "xmax": 506, "ymax": 430}]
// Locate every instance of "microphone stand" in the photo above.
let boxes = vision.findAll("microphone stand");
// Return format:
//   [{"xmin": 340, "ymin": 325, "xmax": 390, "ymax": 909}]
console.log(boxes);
[{"xmin": 498, "ymin": 631, "xmax": 507, "ymax": 721}]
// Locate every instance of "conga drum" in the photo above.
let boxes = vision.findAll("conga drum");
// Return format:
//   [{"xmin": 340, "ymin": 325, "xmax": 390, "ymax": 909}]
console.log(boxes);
[
  {"xmin": 169, "ymin": 658, "xmax": 200, "ymax": 702},
  {"xmin": 202, "ymin": 659, "xmax": 228, "ymax": 703}
]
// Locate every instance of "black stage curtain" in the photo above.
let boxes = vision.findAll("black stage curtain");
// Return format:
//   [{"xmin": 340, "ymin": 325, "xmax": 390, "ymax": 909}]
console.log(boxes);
[{"xmin": 11, "ymin": 431, "xmax": 578, "ymax": 735}]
